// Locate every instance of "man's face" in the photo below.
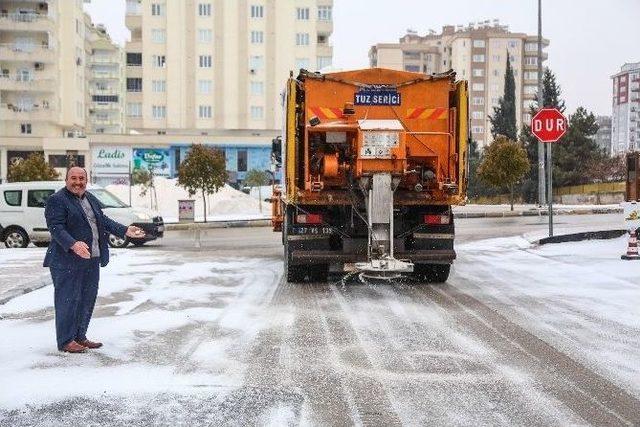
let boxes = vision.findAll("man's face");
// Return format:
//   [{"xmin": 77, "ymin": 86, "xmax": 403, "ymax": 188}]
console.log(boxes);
[{"xmin": 66, "ymin": 168, "xmax": 87, "ymax": 196}]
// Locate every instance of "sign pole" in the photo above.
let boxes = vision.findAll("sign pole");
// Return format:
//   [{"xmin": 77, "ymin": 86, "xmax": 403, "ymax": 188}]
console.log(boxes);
[
  {"xmin": 547, "ymin": 142, "xmax": 553, "ymax": 236},
  {"xmin": 537, "ymin": 0, "xmax": 546, "ymax": 206}
]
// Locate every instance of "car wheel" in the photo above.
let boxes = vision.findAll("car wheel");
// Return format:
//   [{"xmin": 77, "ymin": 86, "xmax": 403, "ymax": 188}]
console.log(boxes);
[
  {"xmin": 4, "ymin": 228, "xmax": 30, "ymax": 248},
  {"xmin": 33, "ymin": 242, "xmax": 50, "ymax": 248},
  {"xmin": 108, "ymin": 234, "xmax": 129, "ymax": 248}
]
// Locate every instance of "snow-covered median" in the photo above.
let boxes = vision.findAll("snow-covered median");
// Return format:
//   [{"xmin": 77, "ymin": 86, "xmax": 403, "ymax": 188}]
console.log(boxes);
[{"xmin": 453, "ymin": 235, "xmax": 640, "ymax": 397}]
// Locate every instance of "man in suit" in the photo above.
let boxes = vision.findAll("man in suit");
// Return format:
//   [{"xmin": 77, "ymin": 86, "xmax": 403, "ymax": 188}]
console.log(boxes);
[{"xmin": 44, "ymin": 167, "xmax": 145, "ymax": 353}]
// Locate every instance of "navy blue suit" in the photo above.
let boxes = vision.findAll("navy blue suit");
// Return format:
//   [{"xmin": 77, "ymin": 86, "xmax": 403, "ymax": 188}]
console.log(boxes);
[{"xmin": 44, "ymin": 188, "xmax": 127, "ymax": 350}]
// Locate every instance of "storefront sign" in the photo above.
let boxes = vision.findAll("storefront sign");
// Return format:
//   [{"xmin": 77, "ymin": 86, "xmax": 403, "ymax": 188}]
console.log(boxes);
[
  {"xmin": 92, "ymin": 146, "xmax": 132, "ymax": 175},
  {"xmin": 132, "ymin": 148, "xmax": 172, "ymax": 178}
]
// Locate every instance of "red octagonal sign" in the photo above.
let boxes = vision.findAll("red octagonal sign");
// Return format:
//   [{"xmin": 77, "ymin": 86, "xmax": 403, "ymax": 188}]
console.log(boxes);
[{"xmin": 531, "ymin": 108, "xmax": 568, "ymax": 143}]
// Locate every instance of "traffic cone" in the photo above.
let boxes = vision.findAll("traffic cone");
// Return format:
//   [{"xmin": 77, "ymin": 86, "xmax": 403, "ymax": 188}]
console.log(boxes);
[{"xmin": 621, "ymin": 230, "xmax": 640, "ymax": 260}]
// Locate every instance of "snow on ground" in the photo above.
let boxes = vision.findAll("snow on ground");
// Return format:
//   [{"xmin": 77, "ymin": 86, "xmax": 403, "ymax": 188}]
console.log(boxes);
[
  {"xmin": 453, "ymin": 235, "xmax": 640, "ymax": 396},
  {"xmin": 105, "ymin": 177, "xmax": 270, "ymax": 223},
  {"xmin": 0, "ymin": 250, "xmax": 288, "ymax": 414}
]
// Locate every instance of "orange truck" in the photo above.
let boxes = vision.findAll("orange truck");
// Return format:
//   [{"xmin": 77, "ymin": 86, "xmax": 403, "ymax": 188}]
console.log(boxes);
[{"xmin": 271, "ymin": 68, "xmax": 469, "ymax": 282}]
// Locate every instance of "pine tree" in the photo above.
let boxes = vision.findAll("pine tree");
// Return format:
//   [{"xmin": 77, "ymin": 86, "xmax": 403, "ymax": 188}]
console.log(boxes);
[
  {"xmin": 489, "ymin": 53, "xmax": 517, "ymax": 141},
  {"xmin": 7, "ymin": 153, "xmax": 58, "ymax": 182},
  {"xmin": 177, "ymin": 144, "xmax": 228, "ymax": 222}
]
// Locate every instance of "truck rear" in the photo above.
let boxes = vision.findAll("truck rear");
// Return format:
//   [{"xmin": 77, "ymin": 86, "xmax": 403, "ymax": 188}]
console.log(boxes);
[{"xmin": 272, "ymin": 68, "xmax": 469, "ymax": 283}]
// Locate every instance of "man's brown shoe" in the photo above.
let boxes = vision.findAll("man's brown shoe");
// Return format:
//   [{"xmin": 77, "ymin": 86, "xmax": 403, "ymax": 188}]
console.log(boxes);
[
  {"xmin": 61, "ymin": 341, "xmax": 87, "ymax": 353},
  {"xmin": 77, "ymin": 339, "xmax": 103, "ymax": 349}
]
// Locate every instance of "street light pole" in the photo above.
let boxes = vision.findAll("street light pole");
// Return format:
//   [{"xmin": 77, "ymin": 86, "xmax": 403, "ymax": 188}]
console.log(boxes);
[{"xmin": 537, "ymin": 0, "xmax": 546, "ymax": 206}]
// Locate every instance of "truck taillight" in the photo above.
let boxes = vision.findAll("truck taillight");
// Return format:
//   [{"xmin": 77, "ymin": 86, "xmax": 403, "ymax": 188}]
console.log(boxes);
[
  {"xmin": 296, "ymin": 214, "xmax": 323, "ymax": 224},
  {"xmin": 424, "ymin": 214, "xmax": 450, "ymax": 225}
]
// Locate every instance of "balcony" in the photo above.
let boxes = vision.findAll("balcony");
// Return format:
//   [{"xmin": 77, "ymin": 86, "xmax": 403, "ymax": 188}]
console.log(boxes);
[
  {"xmin": 0, "ymin": 12, "xmax": 55, "ymax": 32},
  {"xmin": 125, "ymin": 1, "xmax": 142, "ymax": 30},
  {"xmin": 316, "ymin": 19, "xmax": 333, "ymax": 35},
  {"xmin": 91, "ymin": 117, "xmax": 120, "ymax": 126},
  {"xmin": 91, "ymin": 102, "xmax": 120, "ymax": 111},
  {"xmin": 91, "ymin": 70, "xmax": 120, "ymax": 80},
  {"xmin": 0, "ymin": 74, "xmax": 55, "ymax": 92},
  {"xmin": 0, "ymin": 103, "xmax": 55, "ymax": 121},
  {"xmin": 89, "ymin": 87, "xmax": 118, "ymax": 96},
  {"xmin": 89, "ymin": 56, "xmax": 120, "ymax": 66},
  {"xmin": 0, "ymin": 44, "xmax": 55, "ymax": 63}
]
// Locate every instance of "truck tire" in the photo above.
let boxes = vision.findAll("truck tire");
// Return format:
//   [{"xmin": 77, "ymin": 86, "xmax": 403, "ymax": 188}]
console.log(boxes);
[
  {"xmin": 413, "ymin": 264, "xmax": 451, "ymax": 283},
  {"xmin": 284, "ymin": 239, "xmax": 305, "ymax": 282}
]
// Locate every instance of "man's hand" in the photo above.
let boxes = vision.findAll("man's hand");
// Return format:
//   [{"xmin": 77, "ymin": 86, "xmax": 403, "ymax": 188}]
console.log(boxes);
[
  {"xmin": 71, "ymin": 241, "xmax": 91, "ymax": 259},
  {"xmin": 126, "ymin": 226, "xmax": 146, "ymax": 239}
]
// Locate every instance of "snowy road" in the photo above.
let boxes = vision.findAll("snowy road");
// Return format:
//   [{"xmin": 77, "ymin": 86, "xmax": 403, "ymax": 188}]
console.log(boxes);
[{"xmin": 1, "ymin": 234, "xmax": 639, "ymax": 425}]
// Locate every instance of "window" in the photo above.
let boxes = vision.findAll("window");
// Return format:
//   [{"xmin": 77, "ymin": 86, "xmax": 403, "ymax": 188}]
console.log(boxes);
[
  {"xmin": 127, "ymin": 52, "xmax": 142, "ymax": 66},
  {"xmin": 127, "ymin": 78, "xmax": 142, "ymax": 92},
  {"xmin": 523, "ymin": 113, "xmax": 532, "ymax": 124},
  {"xmin": 198, "ymin": 3, "xmax": 211, "ymax": 16},
  {"xmin": 20, "ymin": 123, "xmax": 32, "ymax": 134},
  {"xmin": 492, "ymin": 54, "xmax": 501, "ymax": 62},
  {"xmin": 250, "ymin": 55, "xmax": 264, "ymax": 70},
  {"xmin": 152, "ymin": 55, "xmax": 166, "ymax": 68},
  {"xmin": 250, "ymin": 5, "xmax": 264, "ymax": 18},
  {"xmin": 525, "ymin": 42, "xmax": 538, "ymax": 51},
  {"xmin": 198, "ymin": 80, "xmax": 212, "ymax": 94},
  {"xmin": 296, "ymin": 33, "xmax": 310, "ymax": 46},
  {"xmin": 403, "ymin": 51, "xmax": 421, "ymax": 60},
  {"xmin": 198, "ymin": 29, "xmax": 212, "ymax": 43},
  {"xmin": 493, "ymin": 69, "xmax": 499, "ymax": 77},
  {"xmin": 472, "ymin": 54, "xmax": 485, "ymax": 62},
  {"xmin": 151, "ymin": 29, "xmax": 166, "ymax": 43},
  {"xmin": 152, "ymin": 105, "xmax": 166, "ymax": 119},
  {"xmin": 472, "ymin": 126, "xmax": 484, "ymax": 134},
  {"xmin": 317, "ymin": 56, "xmax": 332, "ymax": 70},
  {"xmin": 524, "ymin": 85, "xmax": 537, "ymax": 95},
  {"xmin": 472, "ymin": 83, "xmax": 485, "ymax": 91},
  {"xmin": 250, "ymin": 106, "xmax": 264, "ymax": 120},
  {"xmin": 524, "ymin": 57, "xmax": 538, "ymax": 66},
  {"xmin": 151, "ymin": 3, "xmax": 164, "ymax": 16},
  {"xmin": 472, "ymin": 40, "xmax": 486, "ymax": 48},
  {"xmin": 472, "ymin": 97, "xmax": 485, "ymax": 105},
  {"xmin": 250, "ymin": 81, "xmax": 264, "ymax": 95},
  {"xmin": 296, "ymin": 7, "xmax": 309, "ymax": 20},
  {"xmin": 199, "ymin": 105, "xmax": 212, "ymax": 118},
  {"xmin": 27, "ymin": 189, "xmax": 54, "ymax": 208},
  {"xmin": 318, "ymin": 5, "xmax": 332, "ymax": 20},
  {"xmin": 524, "ymin": 71, "xmax": 538, "ymax": 81},
  {"xmin": 251, "ymin": 31, "xmax": 264, "ymax": 44},
  {"xmin": 404, "ymin": 65, "xmax": 421, "ymax": 72},
  {"xmin": 127, "ymin": 102, "xmax": 142, "ymax": 117},
  {"xmin": 48, "ymin": 155, "xmax": 84, "ymax": 169},
  {"xmin": 152, "ymin": 80, "xmax": 166, "ymax": 92},
  {"xmin": 237, "ymin": 150, "xmax": 248, "ymax": 172},
  {"xmin": 472, "ymin": 111, "xmax": 484, "ymax": 120},
  {"xmin": 508, "ymin": 40, "xmax": 518, "ymax": 49},
  {"xmin": 295, "ymin": 58, "xmax": 310, "ymax": 70},
  {"xmin": 4, "ymin": 191, "xmax": 22, "ymax": 207},
  {"xmin": 472, "ymin": 68, "xmax": 484, "ymax": 77},
  {"xmin": 92, "ymin": 95, "xmax": 119, "ymax": 103},
  {"xmin": 199, "ymin": 55, "xmax": 212, "ymax": 68}
]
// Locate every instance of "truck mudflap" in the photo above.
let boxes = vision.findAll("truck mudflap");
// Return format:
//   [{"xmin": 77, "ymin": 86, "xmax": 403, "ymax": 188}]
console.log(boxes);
[{"xmin": 290, "ymin": 249, "xmax": 456, "ymax": 264}]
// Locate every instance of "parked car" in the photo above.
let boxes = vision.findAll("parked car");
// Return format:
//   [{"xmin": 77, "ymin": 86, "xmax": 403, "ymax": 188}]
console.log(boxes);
[{"xmin": 0, "ymin": 181, "xmax": 164, "ymax": 248}]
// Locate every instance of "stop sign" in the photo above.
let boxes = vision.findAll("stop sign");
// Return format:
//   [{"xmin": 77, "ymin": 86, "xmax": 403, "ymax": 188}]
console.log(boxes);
[{"xmin": 531, "ymin": 108, "xmax": 567, "ymax": 143}]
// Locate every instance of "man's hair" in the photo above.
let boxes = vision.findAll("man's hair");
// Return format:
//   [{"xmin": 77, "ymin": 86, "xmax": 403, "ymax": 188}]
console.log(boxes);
[{"xmin": 65, "ymin": 167, "xmax": 88, "ymax": 180}]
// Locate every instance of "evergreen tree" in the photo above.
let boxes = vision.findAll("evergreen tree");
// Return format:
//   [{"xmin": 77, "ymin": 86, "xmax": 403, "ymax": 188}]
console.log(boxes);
[
  {"xmin": 489, "ymin": 53, "xmax": 517, "ymax": 141},
  {"xmin": 177, "ymin": 144, "xmax": 228, "ymax": 223},
  {"xmin": 467, "ymin": 139, "xmax": 501, "ymax": 200},
  {"xmin": 7, "ymin": 153, "xmax": 58, "ymax": 182},
  {"xmin": 477, "ymin": 136, "xmax": 530, "ymax": 211}
]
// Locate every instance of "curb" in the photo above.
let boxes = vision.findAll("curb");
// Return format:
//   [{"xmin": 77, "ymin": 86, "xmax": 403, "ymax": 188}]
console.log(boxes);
[
  {"xmin": 454, "ymin": 208, "xmax": 622, "ymax": 219},
  {"xmin": 537, "ymin": 229, "xmax": 628, "ymax": 245},
  {"xmin": 165, "ymin": 219, "xmax": 271, "ymax": 231}
]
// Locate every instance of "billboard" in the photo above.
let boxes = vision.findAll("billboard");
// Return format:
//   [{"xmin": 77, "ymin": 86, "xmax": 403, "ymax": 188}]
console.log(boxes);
[
  {"xmin": 92, "ymin": 146, "xmax": 132, "ymax": 175},
  {"xmin": 132, "ymin": 148, "xmax": 172, "ymax": 178}
]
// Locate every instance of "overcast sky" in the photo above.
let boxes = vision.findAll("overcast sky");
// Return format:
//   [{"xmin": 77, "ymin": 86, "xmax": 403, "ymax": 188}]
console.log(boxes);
[{"xmin": 84, "ymin": 0, "xmax": 639, "ymax": 116}]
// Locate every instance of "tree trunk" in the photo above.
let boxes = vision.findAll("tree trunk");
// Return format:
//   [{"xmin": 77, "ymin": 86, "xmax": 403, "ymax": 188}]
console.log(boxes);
[
  {"xmin": 509, "ymin": 184, "xmax": 514, "ymax": 211},
  {"xmin": 257, "ymin": 186, "xmax": 262, "ymax": 213},
  {"xmin": 202, "ymin": 189, "xmax": 207, "ymax": 223}
]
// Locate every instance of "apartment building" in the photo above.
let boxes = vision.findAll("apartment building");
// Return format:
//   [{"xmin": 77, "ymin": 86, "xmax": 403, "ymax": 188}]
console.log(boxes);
[
  {"xmin": 369, "ymin": 20, "xmax": 549, "ymax": 148},
  {"xmin": 124, "ymin": 0, "xmax": 334, "ymax": 133},
  {"xmin": 85, "ymin": 21, "xmax": 126, "ymax": 135},
  {"xmin": 611, "ymin": 62, "xmax": 640, "ymax": 156},
  {"xmin": 594, "ymin": 115, "xmax": 612, "ymax": 156},
  {"xmin": 0, "ymin": 0, "xmax": 93, "ymax": 181}
]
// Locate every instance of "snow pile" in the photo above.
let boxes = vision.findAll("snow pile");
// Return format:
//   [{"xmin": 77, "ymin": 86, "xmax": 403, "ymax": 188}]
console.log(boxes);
[{"xmin": 104, "ymin": 177, "xmax": 269, "ymax": 222}]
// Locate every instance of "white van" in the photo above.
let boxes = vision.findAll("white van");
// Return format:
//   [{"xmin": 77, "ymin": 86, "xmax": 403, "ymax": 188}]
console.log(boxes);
[{"xmin": 0, "ymin": 181, "xmax": 164, "ymax": 249}]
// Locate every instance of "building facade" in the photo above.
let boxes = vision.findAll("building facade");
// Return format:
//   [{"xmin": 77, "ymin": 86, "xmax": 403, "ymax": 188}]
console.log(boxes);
[
  {"xmin": 124, "ymin": 0, "xmax": 334, "ymax": 134},
  {"xmin": 611, "ymin": 62, "xmax": 640, "ymax": 156},
  {"xmin": 85, "ymin": 22, "xmax": 126, "ymax": 135},
  {"xmin": 369, "ymin": 21, "xmax": 549, "ymax": 148},
  {"xmin": 594, "ymin": 115, "xmax": 612, "ymax": 156}
]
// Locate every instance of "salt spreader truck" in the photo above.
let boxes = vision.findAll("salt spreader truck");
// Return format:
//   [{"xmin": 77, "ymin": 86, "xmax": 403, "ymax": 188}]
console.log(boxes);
[{"xmin": 271, "ymin": 68, "xmax": 469, "ymax": 283}]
